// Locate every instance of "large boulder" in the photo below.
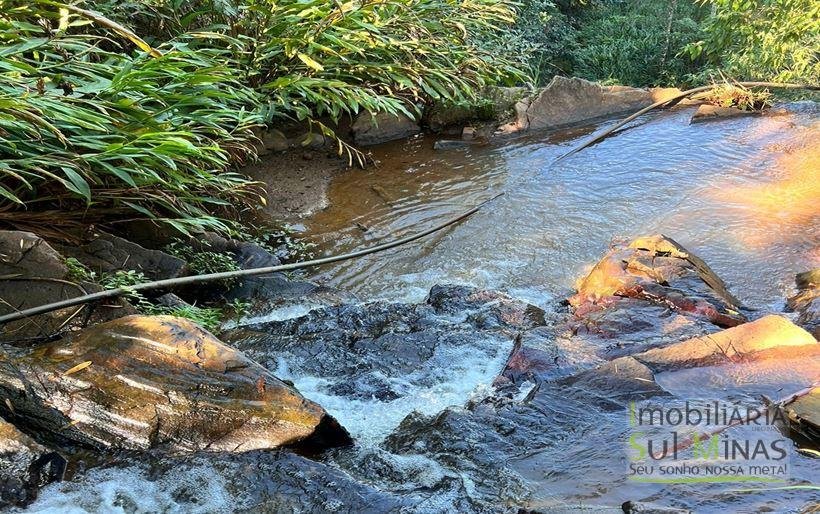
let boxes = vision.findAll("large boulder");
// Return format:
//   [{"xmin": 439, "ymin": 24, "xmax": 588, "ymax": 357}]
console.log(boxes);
[
  {"xmin": 0, "ymin": 315, "xmax": 350, "ymax": 452},
  {"xmin": 53, "ymin": 232, "xmax": 186, "ymax": 280},
  {"xmin": 786, "ymin": 269, "xmax": 820, "ymax": 339},
  {"xmin": 352, "ymin": 110, "xmax": 421, "ymax": 145},
  {"xmin": 566, "ymin": 235, "xmax": 746, "ymax": 357},
  {"xmin": 499, "ymin": 77, "xmax": 653, "ymax": 133},
  {"xmin": 0, "ymin": 419, "xmax": 65, "ymax": 507},
  {"xmin": 0, "ymin": 231, "xmax": 135, "ymax": 343}
]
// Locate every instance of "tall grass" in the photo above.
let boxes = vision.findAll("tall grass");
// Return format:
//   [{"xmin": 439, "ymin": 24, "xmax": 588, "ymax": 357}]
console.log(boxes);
[
  {"xmin": 0, "ymin": 3, "xmax": 265, "ymax": 233},
  {"xmin": 0, "ymin": 0, "xmax": 524, "ymax": 232}
]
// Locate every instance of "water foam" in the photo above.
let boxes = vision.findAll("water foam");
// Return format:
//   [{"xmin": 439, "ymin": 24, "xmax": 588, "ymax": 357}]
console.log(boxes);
[{"xmin": 275, "ymin": 336, "xmax": 513, "ymax": 445}]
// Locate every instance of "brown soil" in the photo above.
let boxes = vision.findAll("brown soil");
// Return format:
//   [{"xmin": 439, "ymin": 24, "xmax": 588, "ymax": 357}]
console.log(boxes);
[{"xmin": 243, "ymin": 149, "xmax": 349, "ymax": 222}]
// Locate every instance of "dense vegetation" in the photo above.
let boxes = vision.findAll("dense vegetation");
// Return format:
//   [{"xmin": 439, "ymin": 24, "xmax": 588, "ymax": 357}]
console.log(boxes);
[{"xmin": 0, "ymin": 0, "xmax": 817, "ymax": 235}]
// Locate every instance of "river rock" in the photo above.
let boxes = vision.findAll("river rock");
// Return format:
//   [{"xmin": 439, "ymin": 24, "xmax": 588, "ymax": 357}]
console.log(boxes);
[
  {"xmin": 352, "ymin": 110, "xmax": 421, "ymax": 145},
  {"xmin": 634, "ymin": 315, "xmax": 818, "ymax": 372},
  {"xmin": 504, "ymin": 77, "xmax": 653, "ymax": 133},
  {"xmin": 224, "ymin": 285, "xmax": 544, "ymax": 404},
  {"xmin": 783, "ymin": 387, "xmax": 819, "ymax": 444},
  {"xmin": 690, "ymin": 104, "xmax": 757, "ymax": 124},
  {"xmin": 567, "ymin": 234, "xmax": 746, "ymax": 357},
  {"xmin": 0, "ymin": 419, "xmax": 65, "ymax": 507},
  {"xmin": 0, "ymin": 315, "xmax": 350, "ymax": 452},
  {"xmin": 28, "ymin": 449, "xmax": 414, "ymax": 513},
  {"xmin": 54, "ymin": 231, "xmax": 186, "ymax": 280},
  {"xmin": 0, "ymin": 231, "xmax": 135, "ymax": 343},
  {"xmin": 786, "ymin": 268, "xmax": 820, "ymax": 338}
]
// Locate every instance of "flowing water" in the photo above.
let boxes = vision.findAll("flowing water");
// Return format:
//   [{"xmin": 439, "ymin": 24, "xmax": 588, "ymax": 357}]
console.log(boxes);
[
  {"xmin": 24, "ymin": 104, "xmax": 820, "ymax": 512},
  {"xmin": 304, "ymin": 103, "xmax": 820, "ymax": 311}
]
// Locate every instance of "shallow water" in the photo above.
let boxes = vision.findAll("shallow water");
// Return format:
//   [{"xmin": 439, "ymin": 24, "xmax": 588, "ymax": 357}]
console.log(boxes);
[{"xmin": 304, "ymin": 104, "xmax": 820, "ymax": 311}]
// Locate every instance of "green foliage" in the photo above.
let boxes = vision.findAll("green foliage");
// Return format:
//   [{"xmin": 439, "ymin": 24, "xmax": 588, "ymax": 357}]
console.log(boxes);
[
  {"xmin": 686, "ymin": 0, "xmax": 820, "ymax": 84},
  {"xmin": 701, "ymin": 82, "xmax": 772, "ymax": 111},
  {"xmin": 65, "ymin": 257, "xmax": 97, "ymax": 282},
  {"xmin": 572, "ymin": 0, "xmax": 706, "ymax": 86},
  {"xmin": 97, "ymin": 0, "xmax": 527, "ymax": 165},
  {"xmin": 145, "ymin": 303, "xmax": 223, "ymax": 331},
  {"xmin": 0, "ymin": 2, "xmax": 264, "ymax": 233},
  {"xmin": 496, "ymin": 0, "xmax": 579, "ymax": 85},
  {"xmin": 165, "ymin": 240, "xmax": 240, "ymax": 276},
  {"xmin": 1, "ymin": 0, "xmax": 522, "ymax": 231}
]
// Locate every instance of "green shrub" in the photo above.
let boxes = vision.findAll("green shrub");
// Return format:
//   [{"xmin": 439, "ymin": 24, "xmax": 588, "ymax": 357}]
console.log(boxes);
[
  {"xmin": 1, "ymin": 0, "xmax": 523, "ymax": 232},
  {"xmin": 483, "ymin": 0, "xmax": 579, "ymax": 85},
  {"xmin": 572, "ymin": 0, "xmax": 707, "ymax": 86},
  {"xmin": 685, "ymin": 0, "xmax": 820, "ymax": 84}
]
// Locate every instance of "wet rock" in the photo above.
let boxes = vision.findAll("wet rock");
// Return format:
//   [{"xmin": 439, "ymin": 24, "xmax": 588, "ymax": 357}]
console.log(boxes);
[
  {"xmin": 224, "ymin": 285, "xmax": 542, "ymax": 406},
  {"xmin": 634, "ymin": 315, "xmax": 817, "ymax": 372},
  {"xmin": 32, "ymin": 449, "xmax": 414, "ymax": 513},
  {"xmin": 690, "ymin": 104, "xmax": 757, "ymax": 124},
  {"xmin": 383, "ymin": 357, "xmax": 670, "ymax": 508},
  {"xmin": 783, "ymin": 387, "xmax": 819, "ymax": 445},
  {"xmin": 567, "ymin": 234, "xmax": 746, "ymax": 357},
  {"xmin": 0, "ymin": 419, "xmax": 65, "ymax": 507},
  {"xmin": 433, "ymin": 139, "xmax": 478, "ymax": 150},
  {"xmin": 0, "ymin": 315, "xmax": 350, "ymax": 452},
  {"xmin": 559, "ymin": 356, "xmax": 669, "ymax": 409},
  {"xmin": 426, "ymin": 87, "xmax": 527, "ymax": 131},
  {"xmin": 54, "ymin": 231, "xmax": 186, "ymax": 280},
  {"xmin": 506, "ymin": 77, "xmax": 652, "ymax": 133},
  {"xmin": 786, "ymin": 268, "xmax": 820, "ymax": 338},
  {"xmin": 352, "ymin": 110, "xmax": 421, "ymax": 145}
]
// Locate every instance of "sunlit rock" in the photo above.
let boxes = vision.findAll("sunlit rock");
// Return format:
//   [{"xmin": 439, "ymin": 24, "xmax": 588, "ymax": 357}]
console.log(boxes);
[
  {"xmin": 567, "ymin": 235, "xmax": 747, "ymax": 357},
  {"xmin": 690, "ymin": 103, "xmax": 757, "ymax": 123},
  {"xmin": 786, "ymin": 269, "xmax": 820, "ymax": 339},
  {"xmin": 0, "ymin": 418, "xmax": 65, "ymax": 507},
  {"xmin": 0, "ymin": 315, "xmax": 350, "ymax": 452},
  {"xmin": 634, "ymin": 315, "xmax": 817, "ymax": 372}
]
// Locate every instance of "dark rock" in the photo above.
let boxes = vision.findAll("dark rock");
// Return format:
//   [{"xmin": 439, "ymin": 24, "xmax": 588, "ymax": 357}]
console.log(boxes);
[
  {"xmin": 786, "ymin": 268, "xmax": 820, "ymax": 339},
  {"xmin": 0, "ymin": 315, "xmax": 350, "ymax": 452},
  {"xmin": 784, "ymin": 387, "xmax": 819, "ymax": 445},
  {"xmin": 558, "ymin": 356, "xmax": 669, "ymax": 409},
  {"xmin": 352, "ymin": 110, "xmax": 421, "ymax": 145},
  {"xmin": 433, "ymin": 139, "xmax": 480, "ymax": 150},
  {"xmin": 54, "ymin": 231, "xmax": 186, "ymax": 280},
  {"xmin": 0, "ymin": 418, "xmax": 65, "ymax": 508},
  {"xmin": 40, "ymin": 450, "xmax": 414, "ymax": 512},
  {"xmin": 224, "ymin": 285, "xmax": 543, "ymax": 405},
  {"xmin": 426, "ymin": 87, "xmax": 527, "ymax": 131},
  {"xmin": 566, "ymin": 234, "xmax": 747, "ymax": 357},
  {"xmin": 383, "ymin": 356, "xmax": 670, "ymax": 508},
  {"xmin": 0, "ymin": 231, "xmax": 134, "ymax": 343},
  {"xmin": 0, "ymin": 231, "xmax": 67, "ymax": 279}
]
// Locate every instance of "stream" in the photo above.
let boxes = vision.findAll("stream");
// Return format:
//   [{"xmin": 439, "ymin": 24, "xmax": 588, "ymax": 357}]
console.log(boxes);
[{"xmin": 22, "ymin": 103, "xmax": 819, "ymax": 512}]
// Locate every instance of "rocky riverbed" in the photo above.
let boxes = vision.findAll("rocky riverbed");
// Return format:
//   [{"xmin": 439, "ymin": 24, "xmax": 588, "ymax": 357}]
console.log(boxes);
[
  {"xmin": 0, "ymin": 226, "xmax": 817, "ymax": 511},
  {"xmin": 1, "ymin": 86, "xmax": 818, "ymax": 511}
]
